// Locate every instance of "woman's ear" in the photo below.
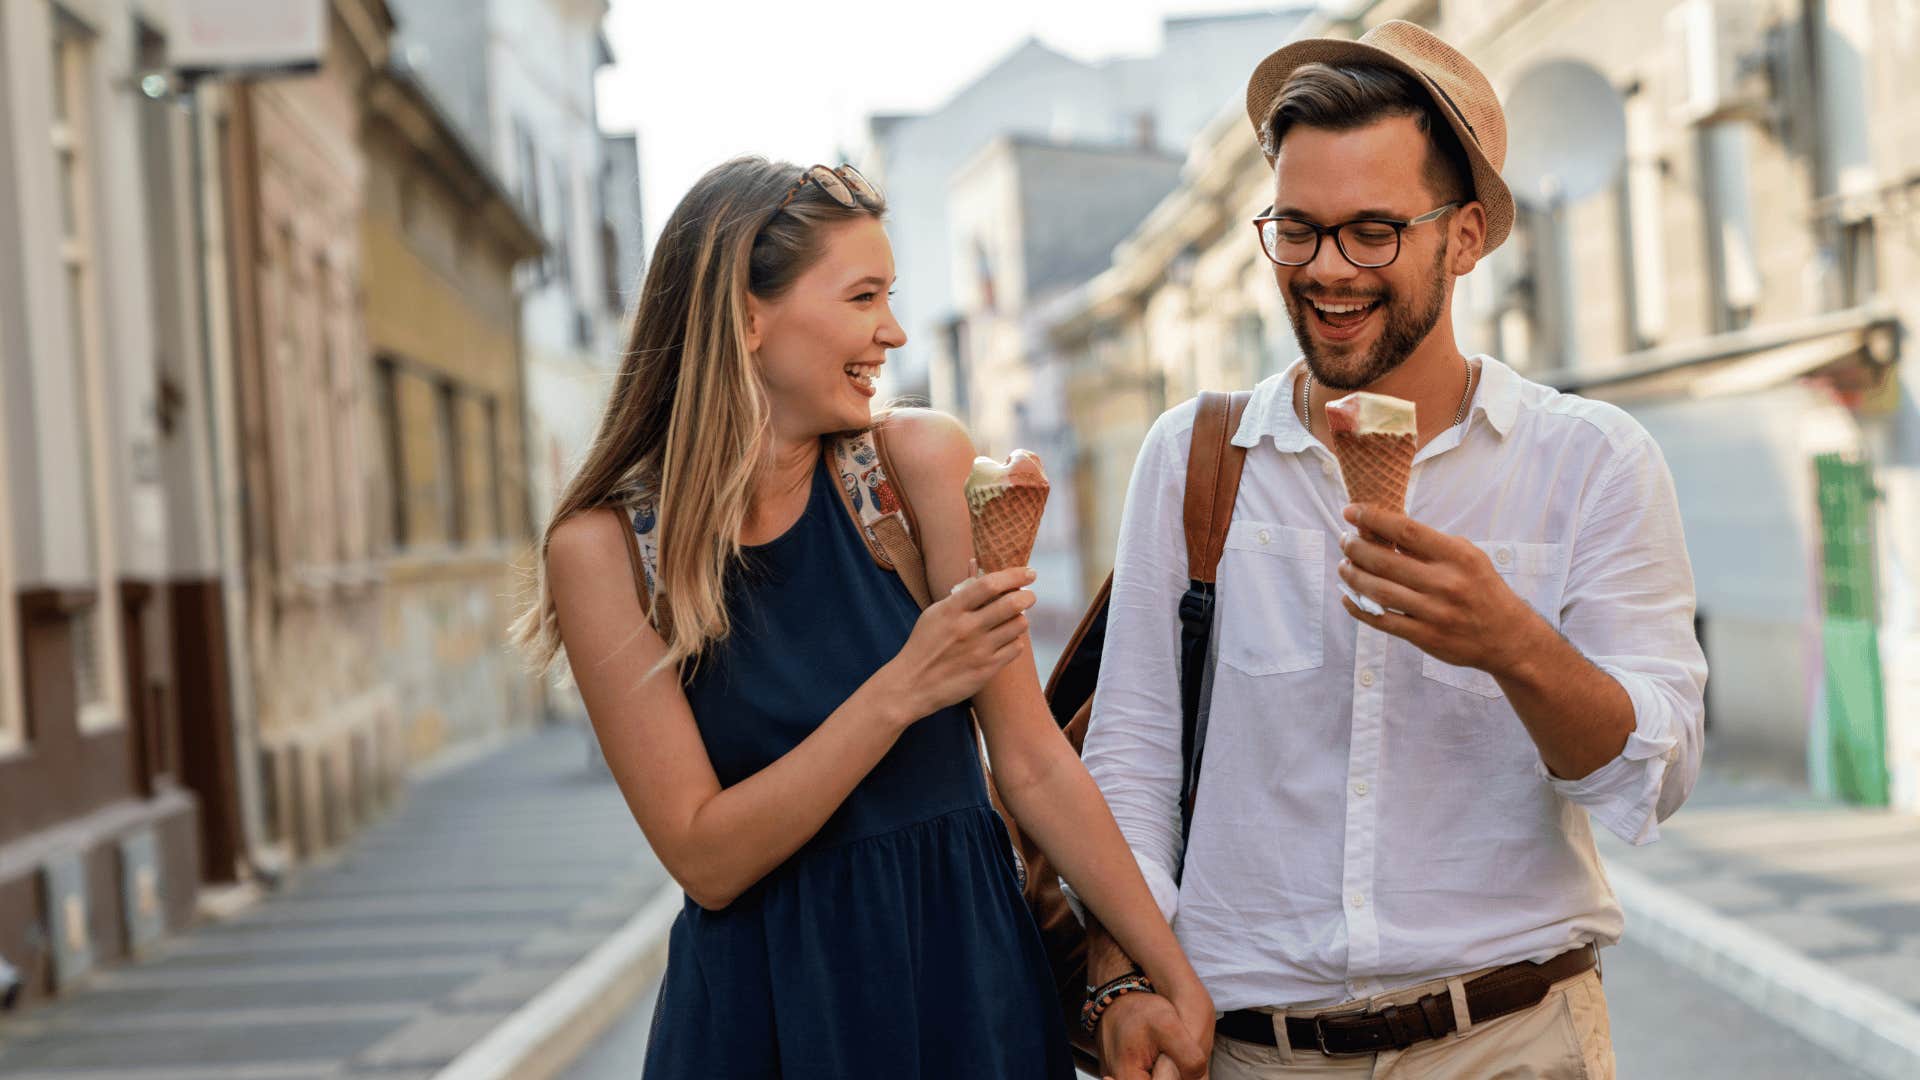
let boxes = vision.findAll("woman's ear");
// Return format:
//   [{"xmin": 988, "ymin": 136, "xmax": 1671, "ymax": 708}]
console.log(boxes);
[{"xmin": 743, "ymin": 293, "xmax": 765, "ymax": 354}]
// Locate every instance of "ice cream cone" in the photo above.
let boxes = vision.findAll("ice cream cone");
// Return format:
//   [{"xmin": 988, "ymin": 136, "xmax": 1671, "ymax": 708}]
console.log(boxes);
[
  {"xmin": 1325, "ymin": 391, "xmax": 1417, "ymax": 543},
  {"xmin": 966, "ymin": 451, "xmax": 1050, "ymax": 573}
]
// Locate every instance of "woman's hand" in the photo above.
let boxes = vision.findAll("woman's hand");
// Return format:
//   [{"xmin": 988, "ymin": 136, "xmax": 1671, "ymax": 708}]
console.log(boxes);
[
  {"xmin": 1160, "ymin": 975, "xmax": 1215, "ymax": 1071},
  {"xmin": 877, "ymin": 562, "xmax": 1035, "ymax": 723}
]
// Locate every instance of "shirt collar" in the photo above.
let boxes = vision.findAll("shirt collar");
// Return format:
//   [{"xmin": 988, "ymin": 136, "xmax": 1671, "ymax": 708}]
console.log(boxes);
[
  {"xmin": 1231, "ymin": 361, "xmax": 1316, "ymax": 452},
  {"xmin": 1230, "ymin": 354, "xmax": 1521, "ymax": 451}
]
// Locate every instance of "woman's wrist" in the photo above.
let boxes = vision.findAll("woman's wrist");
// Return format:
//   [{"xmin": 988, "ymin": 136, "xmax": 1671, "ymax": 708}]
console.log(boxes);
[{"xmin": 863, "ymin": 662, "xmax": 922, "ymax": 733}]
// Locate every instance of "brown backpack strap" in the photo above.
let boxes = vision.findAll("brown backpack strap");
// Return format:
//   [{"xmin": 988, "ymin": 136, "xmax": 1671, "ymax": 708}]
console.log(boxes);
[
  {"xmin": 1184, "ymin": 391, "xmax": 1253, "ymax": 583},
  {"xmin": 1174, "ymin": 389, "xmax": 1252, "ymax": 869}
]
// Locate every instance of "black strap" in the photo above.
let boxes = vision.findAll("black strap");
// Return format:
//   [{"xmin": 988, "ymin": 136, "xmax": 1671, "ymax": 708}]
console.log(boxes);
[{"xmin": 1173, "ymin": 390, "xmax": 1251, "ymax": 881}]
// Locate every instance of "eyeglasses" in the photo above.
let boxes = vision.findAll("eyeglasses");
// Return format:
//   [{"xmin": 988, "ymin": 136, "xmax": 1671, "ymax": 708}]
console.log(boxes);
[
  {"xmin": 771, "ymin": 164, "xmax": 883, "ymax": 219},
  {"xmin": 1251, "ymin": 202, "xmax": 1461, "ymax": 269}
]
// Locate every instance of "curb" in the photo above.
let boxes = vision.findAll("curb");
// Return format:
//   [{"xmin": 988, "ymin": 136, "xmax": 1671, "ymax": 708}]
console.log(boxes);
[
  {"xmin": 1607, "ymin": 859, "xmax": 1920, "ymax": 1080},
  {"xmin": 432, "ymin": 882, "xmax": 682, "ymax": 1080}
]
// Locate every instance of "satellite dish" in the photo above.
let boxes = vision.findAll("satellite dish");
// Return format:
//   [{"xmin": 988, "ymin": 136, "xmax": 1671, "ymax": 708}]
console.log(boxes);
[{"xmin": 1501, "ymin": 59, "xmax": 1628, "ymax": 209}]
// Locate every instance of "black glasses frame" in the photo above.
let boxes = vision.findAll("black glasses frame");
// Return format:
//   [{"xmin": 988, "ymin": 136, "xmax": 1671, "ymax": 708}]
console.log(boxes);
[{"xmin": 1251, "ymin": 202, "xmax": 1462, "ymax": 269}]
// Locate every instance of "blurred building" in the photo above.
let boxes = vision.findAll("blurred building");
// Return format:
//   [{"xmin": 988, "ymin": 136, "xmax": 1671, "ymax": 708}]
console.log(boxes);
[
  {"xmin": 390, "ymin": 0, "xmax": 645, "ymax": 544},
  {"xmin": 361, "ymin": 50, "xmax": 546, "ymax": 769},
  {"xmin": 216, "ymin": 0, "xmax": 407, "ymax": 865},
  {"xmin": 865, "ymin": 8, "xmax": 1317, "ymax": 404},
  {"xmin": 0, "ymin": 0, "xmax": 246, "ymax": 1010},
  {"xmin": 1047, "ymin": 0, "xmax": 1920, "ymax": 810},
  {"xmin": 946, "ymin": 136, "xmax": 1184, "ymax": 650},
  {"xmin": 0, "ymin": 0, "xmax": 549, "ymax": 1009}
]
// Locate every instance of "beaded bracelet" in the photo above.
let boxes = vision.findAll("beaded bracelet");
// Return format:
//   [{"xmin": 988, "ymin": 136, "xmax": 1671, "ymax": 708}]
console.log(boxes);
[{"xmin": 1080, "ymin": 970, "xmax": 1156, "ymax": 1035}]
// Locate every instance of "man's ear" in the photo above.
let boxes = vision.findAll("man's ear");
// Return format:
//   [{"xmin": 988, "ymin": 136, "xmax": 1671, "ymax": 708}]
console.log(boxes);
[{"xmin": 1450, "ymin": 201, "xmax": 1487, "ymax": 275}]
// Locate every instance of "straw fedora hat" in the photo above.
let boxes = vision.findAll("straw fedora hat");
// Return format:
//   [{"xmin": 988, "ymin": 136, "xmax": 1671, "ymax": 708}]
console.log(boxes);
[{"xmin": 1244, "ymin": 20, "xmax": 1514, "ymax": 255}]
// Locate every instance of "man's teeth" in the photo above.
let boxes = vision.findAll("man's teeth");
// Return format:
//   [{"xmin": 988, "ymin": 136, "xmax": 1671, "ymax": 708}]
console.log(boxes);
[{"xmin": 1313, "ymin": 300, "xmax": 1375, "ymax": 314}]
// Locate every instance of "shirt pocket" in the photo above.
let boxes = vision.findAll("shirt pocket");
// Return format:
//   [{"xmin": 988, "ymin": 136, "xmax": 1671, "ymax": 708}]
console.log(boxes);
[
  {"xmin": 1420, "ymin": 540, "xmax": 1566, "ymax": 698},
  {"xmin": 1217, "ymin": 521, "xmax": 1325, "ymax": 677}
]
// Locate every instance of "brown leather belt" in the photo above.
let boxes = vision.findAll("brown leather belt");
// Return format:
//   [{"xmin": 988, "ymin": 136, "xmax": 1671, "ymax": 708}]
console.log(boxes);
[{"xmin": 1216, "ymin": 944, "xmax": 1598, "ymax": 1057}]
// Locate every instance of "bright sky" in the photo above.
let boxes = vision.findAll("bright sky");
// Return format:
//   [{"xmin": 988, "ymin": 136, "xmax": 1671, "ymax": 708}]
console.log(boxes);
[{"xmin": 597, "ymin": 2, "xmax": 1318, "ymax": 252}]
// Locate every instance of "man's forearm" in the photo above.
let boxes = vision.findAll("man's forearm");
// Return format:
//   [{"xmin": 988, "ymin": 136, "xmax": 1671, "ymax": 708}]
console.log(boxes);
[
  {"xmin": 1085, "ymin": 911, "xmax": 1140, "ymax": 986},
  {"xmin": 1495, "ymin": 616, "xmax": 1635, "ymax": 780}
]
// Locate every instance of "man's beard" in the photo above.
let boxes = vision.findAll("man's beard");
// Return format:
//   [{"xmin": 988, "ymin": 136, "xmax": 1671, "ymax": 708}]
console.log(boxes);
[{"xmin": 1286, "ymin": 241, "xmax": 1449, "ymax": 391}]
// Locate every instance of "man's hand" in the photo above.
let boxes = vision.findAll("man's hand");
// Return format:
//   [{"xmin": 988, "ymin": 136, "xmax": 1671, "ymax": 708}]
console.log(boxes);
[
  {"xmin": 1097, "ymin": 991, "xmax": 1209, "ymax": 1080},
  {"xmin": 1334, "ymin": 503, "xmax": 1550, "ymax": 678},
  {"xmin": 1337, "ymin": 502, "xmax": 1637, "ymax": 779}
]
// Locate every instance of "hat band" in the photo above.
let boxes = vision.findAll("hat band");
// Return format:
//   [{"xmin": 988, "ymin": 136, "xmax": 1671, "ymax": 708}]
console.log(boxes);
[{"xmin": 1418, "ymin": 72, "xmax": 1479, "ymax": 147}]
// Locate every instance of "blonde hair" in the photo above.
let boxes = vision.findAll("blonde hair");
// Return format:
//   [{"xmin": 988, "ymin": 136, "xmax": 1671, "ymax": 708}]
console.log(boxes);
[{"xmin": 510, "ymin": 157, "xmax": 888, "ymax": 681}]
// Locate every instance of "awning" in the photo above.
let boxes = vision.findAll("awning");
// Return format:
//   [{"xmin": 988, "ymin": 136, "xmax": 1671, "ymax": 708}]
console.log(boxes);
[{"xmin": 1540, "ymin": 304, "xmax": 1900, "ymax": 406}]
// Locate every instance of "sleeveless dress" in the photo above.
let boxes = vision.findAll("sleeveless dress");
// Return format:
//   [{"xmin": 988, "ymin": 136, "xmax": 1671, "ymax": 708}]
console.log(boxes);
[{"xmin": 639, "ymin": 450, "xmax": 1075, "ymax": 1079}]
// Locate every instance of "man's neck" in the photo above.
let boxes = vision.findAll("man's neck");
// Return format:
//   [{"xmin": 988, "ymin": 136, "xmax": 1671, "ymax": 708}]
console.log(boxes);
[{"xmin": 1305, "ymin": 340, "xmax": 1473, "ymax": 451}]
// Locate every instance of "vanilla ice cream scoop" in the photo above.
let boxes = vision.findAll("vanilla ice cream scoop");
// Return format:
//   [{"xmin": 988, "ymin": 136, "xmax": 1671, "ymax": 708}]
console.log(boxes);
[{"xmin": 1325, "ymin": 391, "xmax": 1417, "ymax": 437}]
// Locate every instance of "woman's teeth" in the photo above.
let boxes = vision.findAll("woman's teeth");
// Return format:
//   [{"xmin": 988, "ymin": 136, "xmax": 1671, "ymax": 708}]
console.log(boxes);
[{"xmin": 844, "ymin": 364, "xmax": 879, "ymax": 389}]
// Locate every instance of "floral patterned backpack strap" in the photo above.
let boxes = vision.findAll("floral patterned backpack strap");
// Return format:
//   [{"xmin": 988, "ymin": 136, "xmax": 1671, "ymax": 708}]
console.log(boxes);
[
  {"xmin": 828, "ymin": 430, "xmax": 932, "ymax": 608},
  {"xmin": 617, "ymin": 484, "xmax": 661, "ymax": 613}
]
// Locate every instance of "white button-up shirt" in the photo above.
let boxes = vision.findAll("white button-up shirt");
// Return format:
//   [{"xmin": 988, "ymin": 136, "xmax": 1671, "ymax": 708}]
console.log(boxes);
[{"xmin": 1080, "ymin": 356, "xmax": 1707, "ymax": 1011}]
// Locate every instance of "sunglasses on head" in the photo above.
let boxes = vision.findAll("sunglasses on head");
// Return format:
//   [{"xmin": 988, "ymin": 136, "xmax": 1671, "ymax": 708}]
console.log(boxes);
[{"xmin": 771, "ymin": 164, "xmax": 883, "ymax": 219}]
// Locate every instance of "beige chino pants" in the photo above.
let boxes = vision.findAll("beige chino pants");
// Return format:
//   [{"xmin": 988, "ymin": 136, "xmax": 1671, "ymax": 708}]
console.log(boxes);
[{"xmin": 1209, "ymin": 967, "xmax": 1613, "ymax": 1079}]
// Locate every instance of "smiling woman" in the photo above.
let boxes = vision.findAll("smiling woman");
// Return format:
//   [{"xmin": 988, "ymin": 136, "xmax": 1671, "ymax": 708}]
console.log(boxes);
[{"xmin": 507, "ymin": 154, "xmax": 1210, "ymax": 1079}]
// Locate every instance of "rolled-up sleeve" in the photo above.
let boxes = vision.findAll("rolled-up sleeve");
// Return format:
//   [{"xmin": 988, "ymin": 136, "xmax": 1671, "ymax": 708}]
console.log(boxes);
[
  {"xmin": 1069, "ymin": 404, "xmax": 1194, "ymax": 924},
  {"xmin": 1543, "ymin": 431, "xmax": 1707, "ymax": 845}
]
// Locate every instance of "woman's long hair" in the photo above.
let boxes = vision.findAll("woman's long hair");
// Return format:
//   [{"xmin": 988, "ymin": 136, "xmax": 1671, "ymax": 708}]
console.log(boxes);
[{"xmin": 510, "ymin": 157, "xmax": 887, "ymax": 681}]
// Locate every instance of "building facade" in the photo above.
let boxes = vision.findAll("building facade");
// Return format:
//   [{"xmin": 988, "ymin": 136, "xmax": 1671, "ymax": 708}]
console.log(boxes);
[
  {"xmin": 866, "ymin": 9, "xmax": 1316, "ymax": 403},
  {"xmin": 390, "ymin": 0, "xmax": 642, "ymax": 536},
  {"xmin": 361, "ymin": 51, "xmax": 545, "ymax": 768},
  {"xmin": 0, "ymin": 0, "xmax": 239, "ymax": 1006}
]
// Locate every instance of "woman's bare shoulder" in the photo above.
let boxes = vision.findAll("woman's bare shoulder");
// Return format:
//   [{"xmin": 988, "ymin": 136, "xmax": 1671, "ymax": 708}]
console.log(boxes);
[{"xmin": 878, "ymin": 408, "xmax": 975, "ymax": 482}]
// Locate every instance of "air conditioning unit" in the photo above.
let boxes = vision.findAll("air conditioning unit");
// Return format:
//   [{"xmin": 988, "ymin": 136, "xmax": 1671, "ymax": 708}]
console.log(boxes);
[{"xmin": 1667, "ymin": 0, "xmax": 1770, "ymax": 126}]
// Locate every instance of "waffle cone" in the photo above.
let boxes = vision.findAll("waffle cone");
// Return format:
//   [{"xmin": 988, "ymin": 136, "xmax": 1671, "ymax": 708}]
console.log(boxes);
[
  {"xmin": 970, "ymin": 483, "xmax": 1049, "ymax": 572},
  {"xmin": 1333, "ymin": 432, "xmax": 1415, "ymax": 514}
]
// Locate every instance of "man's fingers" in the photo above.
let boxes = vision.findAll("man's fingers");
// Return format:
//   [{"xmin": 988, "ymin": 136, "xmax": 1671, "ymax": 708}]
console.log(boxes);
[
  {"xmin": 1344, "ymin": 504, "xmax": 1445, "ymax": 558},
  {"xmin": 1341, "ymin": 595, "xmax": 1429, "ymax": 647},
  {"xmin": 1338, "ymin": 559, "xmax": 1435, "ymax": 621},
  {"xmin": 1150, "ymin": 1055, "xmax": 1185, "ymax": 1080},
  {"xmin": 1340, "ymin": 531, "xmax": 1437, "ymax": 589}
]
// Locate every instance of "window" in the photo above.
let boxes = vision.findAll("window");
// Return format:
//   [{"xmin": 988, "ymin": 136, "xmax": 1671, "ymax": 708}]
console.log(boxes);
[
  {"xmin": 51, "ymin": 10, "xmax": 123, "ymax": 733},
  {"xmin": 552, "ymin": 159, "xmax": 575, "ymax": 291},
  {"xmin": 1697, "ymin": 124, "xmax": 1760, "ymax": 332},
  {"xmin": 0, "ymin": 351, "xmax": 21, "ymax": 757},
  {"xmin": 375, "ymin": 357, "xmax": 406, "ymax": 549},
  {"xmin": 484, "ymin": 396, "xmax": 505, "ymax": 542},
  {"xmin": 435, "ymin": 379, "xmax": 464, "ymax": 544},
  {"xmin": 1617, "ymin": 82, "xmax": 1667, "ymax": 351}
]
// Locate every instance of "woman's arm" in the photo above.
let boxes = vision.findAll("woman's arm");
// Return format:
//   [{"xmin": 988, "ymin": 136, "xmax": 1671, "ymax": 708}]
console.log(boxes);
[
  {"xmin": 882, "ymin": 411, "xmax": 1213, "ymax": 1058},
  {"xmin": 547, "ymin": 506, "xmax": 1031, "ymax": 910}
]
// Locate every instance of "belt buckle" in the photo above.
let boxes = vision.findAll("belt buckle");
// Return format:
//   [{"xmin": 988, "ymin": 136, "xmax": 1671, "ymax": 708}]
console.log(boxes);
[{"xmin": 1312, "ymin": 1014, "xmax": 1371, "ymax": 1058}]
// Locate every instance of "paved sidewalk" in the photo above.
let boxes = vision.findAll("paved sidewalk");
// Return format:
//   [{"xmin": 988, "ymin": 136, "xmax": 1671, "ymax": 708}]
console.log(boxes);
[
  {"xmin": 0, "ymin": 726, "xmax": 671, "ymax": 1080},
  {"xmin": 1598, "ymin": 767, "xmax": 1920, "ymax": 1079}
]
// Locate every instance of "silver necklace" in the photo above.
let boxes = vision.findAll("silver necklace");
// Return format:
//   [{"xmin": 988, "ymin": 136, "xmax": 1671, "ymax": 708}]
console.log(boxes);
[{"xmin": 1300, "ymin": 358, "xmax": 1477, "ymax": 430}]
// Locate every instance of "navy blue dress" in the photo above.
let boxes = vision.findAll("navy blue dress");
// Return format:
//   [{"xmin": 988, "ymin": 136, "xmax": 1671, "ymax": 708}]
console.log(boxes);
[{"xmin": 641, "ymin": 451, "xmax": 1074, "ymax": 1079}]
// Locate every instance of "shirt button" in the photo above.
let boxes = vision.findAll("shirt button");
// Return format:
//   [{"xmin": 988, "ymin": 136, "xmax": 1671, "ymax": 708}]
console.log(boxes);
[
  {"xmin": 1258, "ymin": 528, "xmax": 1272, "ymax": 545},
  {"xmin": 1354, "ymin": 781, "xmax": 1370, "ymax": 797},
  {"xmin": 1358, "ymin": 670, "xmax": 1376, "ymax": 688},
  {"xmin": 1351, "ymin": 893, "xmax": 1366, "ymax": 909},
  {"xmin": 1322, "ymin": 461, "xmax": 1336, "ymax": 477},
  {"xmin": 1495, "ymin": 546, "xmax": 1514, "ymax": 567}
]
